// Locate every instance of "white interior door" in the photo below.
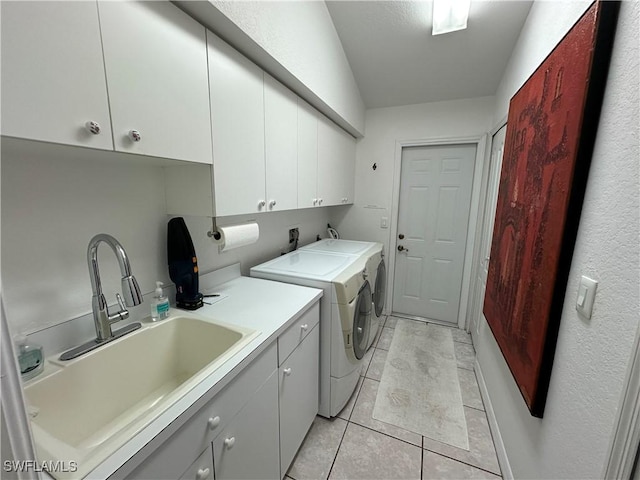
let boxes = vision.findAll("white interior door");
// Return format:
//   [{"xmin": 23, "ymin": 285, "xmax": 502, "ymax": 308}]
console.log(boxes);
[
  {"xmin": 470, "ymin": 125, "xmax": 506, "ymax": 340},
  {"xmin": 392, "ymin": 144, "xmax": 476, "ymax": 324}
]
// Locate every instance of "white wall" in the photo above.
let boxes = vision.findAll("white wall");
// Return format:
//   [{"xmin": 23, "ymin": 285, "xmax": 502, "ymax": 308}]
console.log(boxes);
[
  {"xmin": 331, "ymin": 96, "xmax": 495, "ymax": 270},
  {"xmin": 1, "ymin": 140, "xmax": 330, "ymax": 340},
  {"xmin": 475, "ymin": 1, "xmax": 640, "ymax": 478},
  {"xmin": 178, "ymin": 1, "xmax": 365, "ymax": 136}
]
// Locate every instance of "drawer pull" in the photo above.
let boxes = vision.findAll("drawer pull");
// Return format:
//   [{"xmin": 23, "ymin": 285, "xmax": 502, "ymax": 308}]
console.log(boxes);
[
  {"xmin": 224, "ymin": 437, "xmax": 236, "ymax": 449},
  {"xmin": 300, "ymin": 324, "xmax": 308, "ymax": 332},
  {"xmin": 196, "ymin": 467, "xmax": 211, "ymax": 480},
  {"xmin": 283, "ymin": 367, "xmax": 292, "ymax": 376},
  {"xmin": 207, "ymin": 416, "xmax": 220, "ymax": 430}
]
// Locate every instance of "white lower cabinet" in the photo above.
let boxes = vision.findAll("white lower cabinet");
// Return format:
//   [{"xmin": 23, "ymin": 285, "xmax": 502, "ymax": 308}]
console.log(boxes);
[
  {"xmin": 180, "ymin": 449, "xmax": 214, "ymax": 480},
  {"xmin": 118, "ymin": 303, "xmax": 320, "ymax": 480},
  {"xmin": 279, "ymin": 325, "xmax": 320, "ymax": 474},
  {"xmin": 213, "ymin": 371, "xmax": 280, "ymax": 479}
]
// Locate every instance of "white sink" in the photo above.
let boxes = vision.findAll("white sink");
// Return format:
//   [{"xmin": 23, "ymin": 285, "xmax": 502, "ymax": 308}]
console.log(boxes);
[{"xmin": 23, "ymin": 314, "xmax": 259, "ymax": 479}]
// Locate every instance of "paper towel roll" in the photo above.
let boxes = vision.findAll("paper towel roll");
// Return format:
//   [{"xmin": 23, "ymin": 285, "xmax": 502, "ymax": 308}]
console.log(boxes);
[{"xmin": 215, "ymin": 223, "xmax": 259, "ymax": 252}]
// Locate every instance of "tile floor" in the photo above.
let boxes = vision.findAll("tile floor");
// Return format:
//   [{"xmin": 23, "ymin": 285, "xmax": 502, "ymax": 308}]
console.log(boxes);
[{"xmin": 286, "ymin": 315, "xmax": 502, "ymax": 480}]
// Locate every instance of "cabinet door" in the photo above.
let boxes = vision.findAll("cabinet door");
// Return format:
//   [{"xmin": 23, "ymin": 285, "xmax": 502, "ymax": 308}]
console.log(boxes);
[
  {"xmin": 317, "ymin": 117, "xmax": 347, "ymax": 206},
  {"xmin": 264, "ymin": 74, "xmax": 298, "ymax": 212},
  {"xmin": 213, "ymin": 371, "xmax": 280, "ymax": 480},
  {"xmin": 339, "ymin": 129, "xmax": 356, "ymax": 205},
  {"xmin": 297, "ymin": 100, "xmax": 319, "ymax": 209},
  {"xmin": 98, "ymin": 1, "xmax": 212, "ymax": 164},
  {"xmin": 279, "ymin": 326, "xmax": 320, "ymax": 474},
  {"xmin": 208, "ymin": 31, "xmax": 266, "ymax": 217},
  {"xmin": 1, "ymin": 1, "xmax": 113, "ymax": 150}
]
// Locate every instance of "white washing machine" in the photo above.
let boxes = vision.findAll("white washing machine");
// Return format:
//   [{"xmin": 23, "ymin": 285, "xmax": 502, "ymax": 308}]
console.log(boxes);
[
  {"xmin": 301, "ymin": 239, "xmax": 386, "ymax": 350},
  {"xmin": 250, "ymin": 250, "xmax": 372, "ymax": 418}
]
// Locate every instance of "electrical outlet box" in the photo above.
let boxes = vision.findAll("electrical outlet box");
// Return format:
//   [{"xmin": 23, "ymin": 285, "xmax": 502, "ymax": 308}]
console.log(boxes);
[{"xmin": 289, "ymin": 227, "xmax": 299, "ymax": 244}]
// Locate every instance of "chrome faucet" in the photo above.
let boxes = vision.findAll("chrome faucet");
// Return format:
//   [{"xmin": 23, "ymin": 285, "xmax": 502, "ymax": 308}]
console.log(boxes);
[
  {"xmin": 60, "ymin": 234, "xmax": 143, "ymax": 360},
  {"xmin": 88, "ymin": 234, "xmax": 143, "ymax": 341}
]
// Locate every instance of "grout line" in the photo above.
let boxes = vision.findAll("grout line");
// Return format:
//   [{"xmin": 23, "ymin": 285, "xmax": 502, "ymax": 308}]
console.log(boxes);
[
  {"xmin": 421, "ymin": 435, "xmax": 425, "ymax": 479},
  {"xmin": 457, "ymin": 364, "xmax": 476, "ymax": 371},
  {"xmin": 327, "ymin": 416, "xmax": 350, "ymax": 479},
  {"xmin": 421, "ymin": 446, "xmax": 503, "ymax": 478},
  {"xmin": 464, "ymin": 404, "xmax": 486, "ymax": 413},
  {"xmin": 346, "ymin": 418, "xmax": 422, "ymax": 449}
]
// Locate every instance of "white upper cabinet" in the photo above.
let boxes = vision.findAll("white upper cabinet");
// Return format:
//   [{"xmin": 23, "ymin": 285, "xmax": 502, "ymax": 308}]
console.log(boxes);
[
  {"xmin": 318, "ymin": 116, "xmax": 356, "ymax": 207},
  {"xmin": 98, "ymin": 1, "xmax": 212, "ymax": 164},
  {"xmin": 264, "ymin": 74, "xmax": 298, "ymax": 212},
  {"xmin": 207, "ymin": 30, "xmax": 266, "ymax": 217},
  {"xmin": 297, "ymin": 99, "xmax": 319, "ymax": 209},
  {"xmin": 1, "ymin": 1, "xmax": 113, "ymax": 150}
]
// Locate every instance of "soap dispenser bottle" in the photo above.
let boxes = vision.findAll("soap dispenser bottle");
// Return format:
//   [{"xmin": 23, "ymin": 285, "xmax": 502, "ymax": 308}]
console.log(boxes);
[
  {"xmin": 151, "ymin": 281, "xmax": 170, "ymax": 321},
  {"xmin": 15, "ymin": 334, "xmax": 44, "ymax": 381}
]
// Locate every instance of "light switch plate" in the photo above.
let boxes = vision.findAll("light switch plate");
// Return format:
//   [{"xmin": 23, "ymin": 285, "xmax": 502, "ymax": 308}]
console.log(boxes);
[
  {"xmin": 576, "ymin": 275, "xmax": 598, "ymax": 319},
  {"xmin": 380, "ymin": 217, "xmax": 388, "ymax": 229}
]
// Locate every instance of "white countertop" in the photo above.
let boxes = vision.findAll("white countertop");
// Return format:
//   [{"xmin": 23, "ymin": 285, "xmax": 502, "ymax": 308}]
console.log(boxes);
[{"xmin": 85, "ymin": 264, "xmax": 322, "ymax": 479}]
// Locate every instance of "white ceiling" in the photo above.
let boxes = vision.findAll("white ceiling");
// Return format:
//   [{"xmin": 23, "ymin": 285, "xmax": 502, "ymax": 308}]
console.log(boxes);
[{"xmin": 326, "ymin": 0, "xmax": 533, "ymax": 109}]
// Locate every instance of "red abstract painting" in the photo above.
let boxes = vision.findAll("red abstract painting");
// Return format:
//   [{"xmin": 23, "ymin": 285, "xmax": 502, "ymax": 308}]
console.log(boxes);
[{"xmin": 483, "ymin": 1, "xmax": 619, "ymax": 417}]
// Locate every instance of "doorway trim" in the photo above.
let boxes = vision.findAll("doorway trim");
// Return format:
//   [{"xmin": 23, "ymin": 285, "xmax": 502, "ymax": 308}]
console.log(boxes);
[{"xmin": 388, "ymin": 134, "xmax": 488, "ymax": 330}]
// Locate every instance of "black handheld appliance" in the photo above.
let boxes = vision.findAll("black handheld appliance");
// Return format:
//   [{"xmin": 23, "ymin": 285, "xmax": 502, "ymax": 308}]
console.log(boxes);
[{"xmin": 168, "ymin": 217, "xmax": 203, "ymax": 310}]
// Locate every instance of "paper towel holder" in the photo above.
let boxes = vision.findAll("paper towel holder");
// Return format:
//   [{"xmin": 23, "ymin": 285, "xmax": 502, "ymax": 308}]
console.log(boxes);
[{"xmin": 207, "ymin": 218, "xmax": 222, "ymax": 241}]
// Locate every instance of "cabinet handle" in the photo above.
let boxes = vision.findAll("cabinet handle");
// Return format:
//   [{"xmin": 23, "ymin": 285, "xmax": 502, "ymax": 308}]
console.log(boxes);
[
  {"xmin": 300, "ymin": 324, "xmax": 308, "ymax": 332},
  {"xmin": 318, "ymin": 198, "xmax": 323, "ymax": 205},
  {"xmin": 258, "ymin": 200, "xmax": 266, "ymax": 210},
  {"xmin": 196, "ymin": 468, "xmax": 211, "ymax": 480},
  {"xmin": 85, "ymin": 121, "xmax": 101, "ymax": 135},
  {"xmin": 224, "ymin": 437, "xmax": 236, "ymax": 449},
  {"xmin": 207, "ymin": 416, "xmax": 220, "ymax": 430},
  {"xmin": 268, "ymin": 199, "xmax": 277, "ymax": 209},
  {"xmin": 283, "ymin": 367, "xmax": 292, "ymax": 376},
  {"xmin": 128, "ymin": 129, "xmax": 141, "ymax": 142}
]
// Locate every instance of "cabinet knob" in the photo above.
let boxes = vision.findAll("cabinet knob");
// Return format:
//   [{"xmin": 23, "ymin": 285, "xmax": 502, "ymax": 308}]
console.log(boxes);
[
  {"xmin": 224, "ymin": 437, "xmax": 236, "ymax": 449},
  {"xmin": 258, "ymin": 200, "xmax": 266, "ymax": 209},
  {"xmin": 300, "ymin": 324, "xmax": 308, "ymax": 332},
  {"xmin": 128, "ymin": 129, "xmax": 141, "ymax": 142},
  {"xmin": 312, "ymin": 198, "xmax": 318, "ymax": 206},
  {"xmin": 207, "ymin": 416, "xmax": 220, "ymax": 430},
  {"xmin": 283, "ymin": 367, "xmax": 292, "ymax": 376},
  {"xmin": 269, "ymin": 199, "xmax": 277, "ymax": 209},
  {"xmin": 318, "ymin": 198, "xmax": 323, "ymax": 205},
  {"xmin": 85, "ymin": 121, "xmax": 101, "ymax": 135},
  {"xmin": 196, "ymin": 468, "xmax": 211, "ymax": 480}
]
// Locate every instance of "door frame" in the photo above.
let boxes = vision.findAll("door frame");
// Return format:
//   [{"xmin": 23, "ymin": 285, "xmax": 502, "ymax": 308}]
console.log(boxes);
[
  {"xmin": 467, "ymin": 119, "xmax": 507, "ymax": 344},
  {"xmin": 388, "ymin": 134, "xmax": 488, "ymax": 330}
]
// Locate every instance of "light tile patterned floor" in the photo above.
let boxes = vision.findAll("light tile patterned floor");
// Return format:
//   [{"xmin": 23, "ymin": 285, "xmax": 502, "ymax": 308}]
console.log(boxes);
[{"xmin": 286, "ymin": 315, "xmax": 502, "ymax": 480}]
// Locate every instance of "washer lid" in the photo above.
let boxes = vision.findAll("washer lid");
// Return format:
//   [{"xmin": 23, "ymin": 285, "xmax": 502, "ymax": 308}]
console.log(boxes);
[
  {"xmin": 301, "ymin": 239, "xmax": 376, "ymax": 256},
  {"xmin": 250, "ymin": 250, "xmax": 355, "ymax": 282}
]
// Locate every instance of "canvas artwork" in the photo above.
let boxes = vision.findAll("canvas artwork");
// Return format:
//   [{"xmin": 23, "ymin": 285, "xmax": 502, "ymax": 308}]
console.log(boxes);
[{"xmin": 483, "ymin": 1, "xmax": 619, "ymax": 417}]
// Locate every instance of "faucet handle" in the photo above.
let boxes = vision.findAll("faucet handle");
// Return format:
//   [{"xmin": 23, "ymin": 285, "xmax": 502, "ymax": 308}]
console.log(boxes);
[{"xmin": 109, "ymin": 293, "xmax": 130, "ymax": 323}]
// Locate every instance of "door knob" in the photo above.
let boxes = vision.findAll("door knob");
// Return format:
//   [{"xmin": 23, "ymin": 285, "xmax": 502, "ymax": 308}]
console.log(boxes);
[
  {"xmin": 397, "ymin": 245, "xmax": 409, "ymax": 252},
  {"xmin": 399, "ymin": 234, "xmax": 405, "ymax": 239}
]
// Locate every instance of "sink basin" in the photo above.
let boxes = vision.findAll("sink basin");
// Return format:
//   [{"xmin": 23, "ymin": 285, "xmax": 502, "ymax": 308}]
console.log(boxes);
[{"xmin": 23, "ymin": 314, "xmax": 259, "ymax": 479}]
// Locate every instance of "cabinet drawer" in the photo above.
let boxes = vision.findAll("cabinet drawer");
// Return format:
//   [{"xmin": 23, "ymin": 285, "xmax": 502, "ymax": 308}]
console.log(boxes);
[
  {"xmin": 124, "ymin": 343, "xmax": 277, "ymax": 479},
  {"xmin": 180, "ymin": 448, "xmax": 214, "ymax": 480},
  {"xmin": 277, "ymin": 302, "xmax": 320, "ymax": 366}
]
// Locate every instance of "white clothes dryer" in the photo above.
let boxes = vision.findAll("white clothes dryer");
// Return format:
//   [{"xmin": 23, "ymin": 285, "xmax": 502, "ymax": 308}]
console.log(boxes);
[
  {"xmin": 250, "ymin": 249, "xmax": 372, "ymax": 418},
  {"xmin": 301, "ymin": 239, "xmax": 386, "ymax": 350}
]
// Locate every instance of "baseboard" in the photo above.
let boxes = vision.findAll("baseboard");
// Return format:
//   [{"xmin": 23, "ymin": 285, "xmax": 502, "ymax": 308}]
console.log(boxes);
[{"xmin": 475, "ymin": 359, "xmax": 514, "ymax": 480}]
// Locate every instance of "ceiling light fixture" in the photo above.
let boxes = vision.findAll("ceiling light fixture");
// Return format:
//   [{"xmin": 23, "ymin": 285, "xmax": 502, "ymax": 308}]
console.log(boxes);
[{"xmin": 432, "ymin": 0, "xmax": 471, "ymax": 36}]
